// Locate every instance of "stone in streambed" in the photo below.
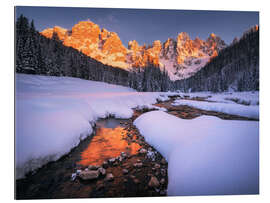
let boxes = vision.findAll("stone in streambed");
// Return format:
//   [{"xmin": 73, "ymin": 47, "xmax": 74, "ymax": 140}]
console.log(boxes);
[
  {"xmin": 133, "ymin": 178, "xmax": 140, "ymax": 184},
  {"xmin": 154, "ymin": 163, "xmax": 160, "ymax": 169},
  {"xmin": 122, "ymin": 169, "xmax": 129, "ymax": 174},
  {"xmin": 160, "ymin": 190, "xmax": 166, "ymax": 195},
  {"xmin": 98, "ymin": 167, "xmax": 106, "ymax": 176},
  {"xmin": 79, "ymin": 170, "xmax": 99, "ymax": 180},
  {"xmin": 160, "ymin": 168, "xmax": 166, "ymax": 177},
  {"xmin": 88, "ymin": 165, "xmax": 100, "ymax": 170},
  {"xmin": 71, "ymin": 173, "xmax": 77, "ymax": 181},
  {"xmin": 133, "ymin": 162, "xmax": 143, "ymax": 168},
  {"xmin": 139, "ymin": 148, "xmax": 147, "ymax": 154},
  {"xmin": 105, "ymin": 173, "xmax": 114, "ymax": 181},
  {"xmin": 108, "ymin": 158, "xmax": 116, "ymax": 164},
  {"xmin": 102, "ymin": 161, "xmax": 108, "ymax": 168},
  {"xmin": 161, "ymin": 158, "xmax": 167, "ymax": 165},
  {"xmin": 148, "ymin": 176, "xmax": 160, "ymax": 188},
  {"xmin": 160, "ymin": 178, "xmax": 165, "ymax": 185}
]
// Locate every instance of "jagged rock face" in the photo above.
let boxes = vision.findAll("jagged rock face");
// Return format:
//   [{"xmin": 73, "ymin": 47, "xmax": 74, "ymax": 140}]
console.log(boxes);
[
  {"xmin": 40, "ymin": 26, "xmax": 67, "ymax": 41},
  {"xmin": 63, "ymin": 21, "xmax": 101, "ymax": 58},
  {"xmin": 101, "ymin": 32, "xmax": 127, "ymax": 63},
  {"xmin": 161, "ymin": 38, "xmax": 177, "ymax": 60},
  {"xmin": 126, "ymin": 40, "xmax": 146, "ymax": 67},
  {"xmin": 41, "ymin": 21, "xmax": 128, "ymax": 69},
  {"xmin": 127, "ymin": 40, "xmax": 162, "ymax": 67},
  {"xmin": 41, "ymin": 20, "xmax": 227, "ymax": 80},
  {"xmin": 177, "ymin": 32, "xmax": 200, "ymax": 64},
  {"xmin": 145, "ymin": 40, "xmax": 162, "ymax": 66},
  {"xmin": 158, "ymin": 32, "xmax": 226, "ymax": 80},
  {"xmin": 205, "ymin": 33, "xmax": 226, "ymax": 55}
]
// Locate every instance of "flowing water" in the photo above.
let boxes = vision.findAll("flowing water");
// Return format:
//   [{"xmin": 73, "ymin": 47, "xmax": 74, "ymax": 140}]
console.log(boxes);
[{"xmin": 77, "ymin": 118, "xmax": 141, "ymax": 166}]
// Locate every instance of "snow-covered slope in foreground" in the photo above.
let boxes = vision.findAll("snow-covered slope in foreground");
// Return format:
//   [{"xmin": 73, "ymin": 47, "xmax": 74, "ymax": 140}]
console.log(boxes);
[
  {"xmin": 134, "ymin": 111, "xmax": 259, "ymax": 196},
  {"xmin": 15, "ymin": 74, "xmax": 169, "ymax": 179}
]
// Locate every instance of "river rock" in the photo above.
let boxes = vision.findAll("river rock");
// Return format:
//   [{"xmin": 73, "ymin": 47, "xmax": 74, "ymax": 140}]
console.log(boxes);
[
  {"xmin": 160, "ymin": 178, "xmax": 165, "ymax": 185},
  {"xmin": 121, "ymin": 152, "xmax": 127, "ymax": 158},
  {"xmin": 71, "ymin": 173, "xmax": 77, "ymax": 181},
  {"xmin": 105, "ymin": 173, "xmax": 114, "ymax": 181},
  {"xmin": 98, "ymin": 167, "xmax": 106, "ymax": 176},
  {"xmin": 109, "ymin": 158, "xmax": 116, "ymax": 164},
  {"xmin": 147, "ymin": 150, "xmax": 156, "ymax": 161},
  {"xmin": 133, "ymin": 178, "xmax": 140, "ymax": 184},
  {"xmin": 79, "ymin": 170, "xmax": 100, "ymax": 180},
  {"xmin": 118, "ymin": 156, "xmax": 123, "ymax": 162},
  {"xmin": 96, "ymin": 183, "xmax": 105, "ymax": 191},
  {"xmin": 103, "ymin": 161, "xmax": 108, "ymax": 168},
  {"xmin": 133, "ymin": 162, "xmax": 143, "ymax": 168},
  {"xmin": 154, "ymin": 188, "xmax": 160, "ymax": 193},
  {"xmin": 154, "ymin": 163, "xmax": 160, "ymax": 169},
  {"xmin": 148, "ymin": 176, "xmax": 160, "ymax": 188},
  {"xmin": 161, "ymin": 169, "xmax": 166, "ymax": 177},
  {"xmin": 139, "ymin": 148, "xmax": 147, "ymax": 154},
  {"xmin": 122, "ymin": 169, "xmax": 129, "ymax": 174},
  {"xmin": 160, "ymin": 190, "xmax": 166, "ymax": 195},
  {"xmin": 127, "ymin": 134, "xmax": 132, "ymax": 137},
  {"xmin": 161, "ymin": 158, "xmax": 167, "ymax": 165},
  {"xmin": 88, "ymin": 165, "xmax": 100, "ymax": 170},
  {"xmin": 129, "ymin": 175, "xmax": 136, "ymax": 179}
]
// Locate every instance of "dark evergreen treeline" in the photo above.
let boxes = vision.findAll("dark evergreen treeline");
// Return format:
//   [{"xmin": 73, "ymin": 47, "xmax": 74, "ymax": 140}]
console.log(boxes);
[
  {"xmin": 16, "ymin": 15, "xmax": 259, "ymax": 93},
  {"xmin": 15, "ymin": 15, "xmax": 172, "ymax": 92},
  {"xmin": 128, "ymin": 66, "xmax": 172, "ymax": 92},
  {"xmin": 16, "ymin": 15, "xmax": 130, "ymax": 87},
  {"xmin": 175, "ymin": 27, "xmax": 259, "ymax": 92}
]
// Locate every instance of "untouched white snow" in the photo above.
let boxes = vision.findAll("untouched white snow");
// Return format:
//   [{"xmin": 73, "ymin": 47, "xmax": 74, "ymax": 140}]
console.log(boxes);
[
  {"xmin": 172, "ymin": 99, "xmax": 259, "ymax": 119},
  {"xmin": 134, "ymin": 111, "xmax": 259, "ymax": 196},
  {"xmin": 15, "ymin": 74, "xmax": 172, "ymax": 179}
]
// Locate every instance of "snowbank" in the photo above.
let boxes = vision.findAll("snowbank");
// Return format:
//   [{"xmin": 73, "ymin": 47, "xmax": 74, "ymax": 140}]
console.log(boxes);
[
  {"xmin": 172, "ymin": 99, "xmax": 259, "ymax": 119},
  {"xmin": 15, "ymin": 74, "xmax": 170, "ymax": 179},
  {"xmin": 134, "ymin": 111, "xmax": 259, "ymax": 196},
  {"xmin": 178, "ymin": 91, "xmax": 259, "ymax": 106}
]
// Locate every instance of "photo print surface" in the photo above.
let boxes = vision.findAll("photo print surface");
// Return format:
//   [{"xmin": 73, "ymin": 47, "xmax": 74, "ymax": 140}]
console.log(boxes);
[{"xmin": 15, "ymin": 6, "xmax": 259, "ymax": 199}]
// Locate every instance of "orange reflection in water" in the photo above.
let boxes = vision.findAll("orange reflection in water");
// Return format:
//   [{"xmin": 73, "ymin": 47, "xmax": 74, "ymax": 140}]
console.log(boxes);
[{"xmin": 77, "ymin": 125, "xmax": 141, "ymax": 166}]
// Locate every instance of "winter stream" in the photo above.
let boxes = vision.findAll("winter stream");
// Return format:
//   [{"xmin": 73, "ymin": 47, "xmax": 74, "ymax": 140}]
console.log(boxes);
[{"xmin": 77, "ymin": 118, "xmax": 141, "ymax": 167}]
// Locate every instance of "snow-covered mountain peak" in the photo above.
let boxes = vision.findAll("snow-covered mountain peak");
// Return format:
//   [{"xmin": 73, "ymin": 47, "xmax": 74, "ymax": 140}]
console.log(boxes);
[{"xmin": 41, "ymin": 19, "xmax": 227, "ymax": 80}]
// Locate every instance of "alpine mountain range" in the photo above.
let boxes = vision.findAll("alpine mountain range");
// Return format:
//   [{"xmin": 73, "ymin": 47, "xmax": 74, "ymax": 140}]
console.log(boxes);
[
  {"xmin": 41, "ymin": 20, "xmax": 227, "ymax": 80},
  {"xmin": 16, "ymin": 15, "xmax": 259, "ymax": 92}
]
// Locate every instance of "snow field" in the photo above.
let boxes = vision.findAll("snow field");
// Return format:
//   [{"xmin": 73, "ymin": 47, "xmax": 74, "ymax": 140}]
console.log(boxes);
[
  {"xmin": 134, "ymin": 111, "xmax": 259, "ymax": 196},
  {"xmin": 172, "ymin": 99, "xmax": 259, "ymax": 119},
  {"xmin": 15, "ymin": 74, "xmax": 172, "ymax": 179},
  {"xmin": 15, "ymin": 74, "xmax": 259, "ymax": 183}
]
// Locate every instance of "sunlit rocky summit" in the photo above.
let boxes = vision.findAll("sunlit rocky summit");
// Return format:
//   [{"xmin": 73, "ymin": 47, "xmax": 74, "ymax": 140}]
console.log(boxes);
[{"xmin": 41, "ymin": 20, "xmax": 226, "ymax": 80}]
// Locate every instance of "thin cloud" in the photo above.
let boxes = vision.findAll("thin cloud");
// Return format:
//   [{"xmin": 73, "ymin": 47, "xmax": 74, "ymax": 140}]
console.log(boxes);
[{"xmin": 96, "ymin": 14, "xmax": 119, "ymax": 26}]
